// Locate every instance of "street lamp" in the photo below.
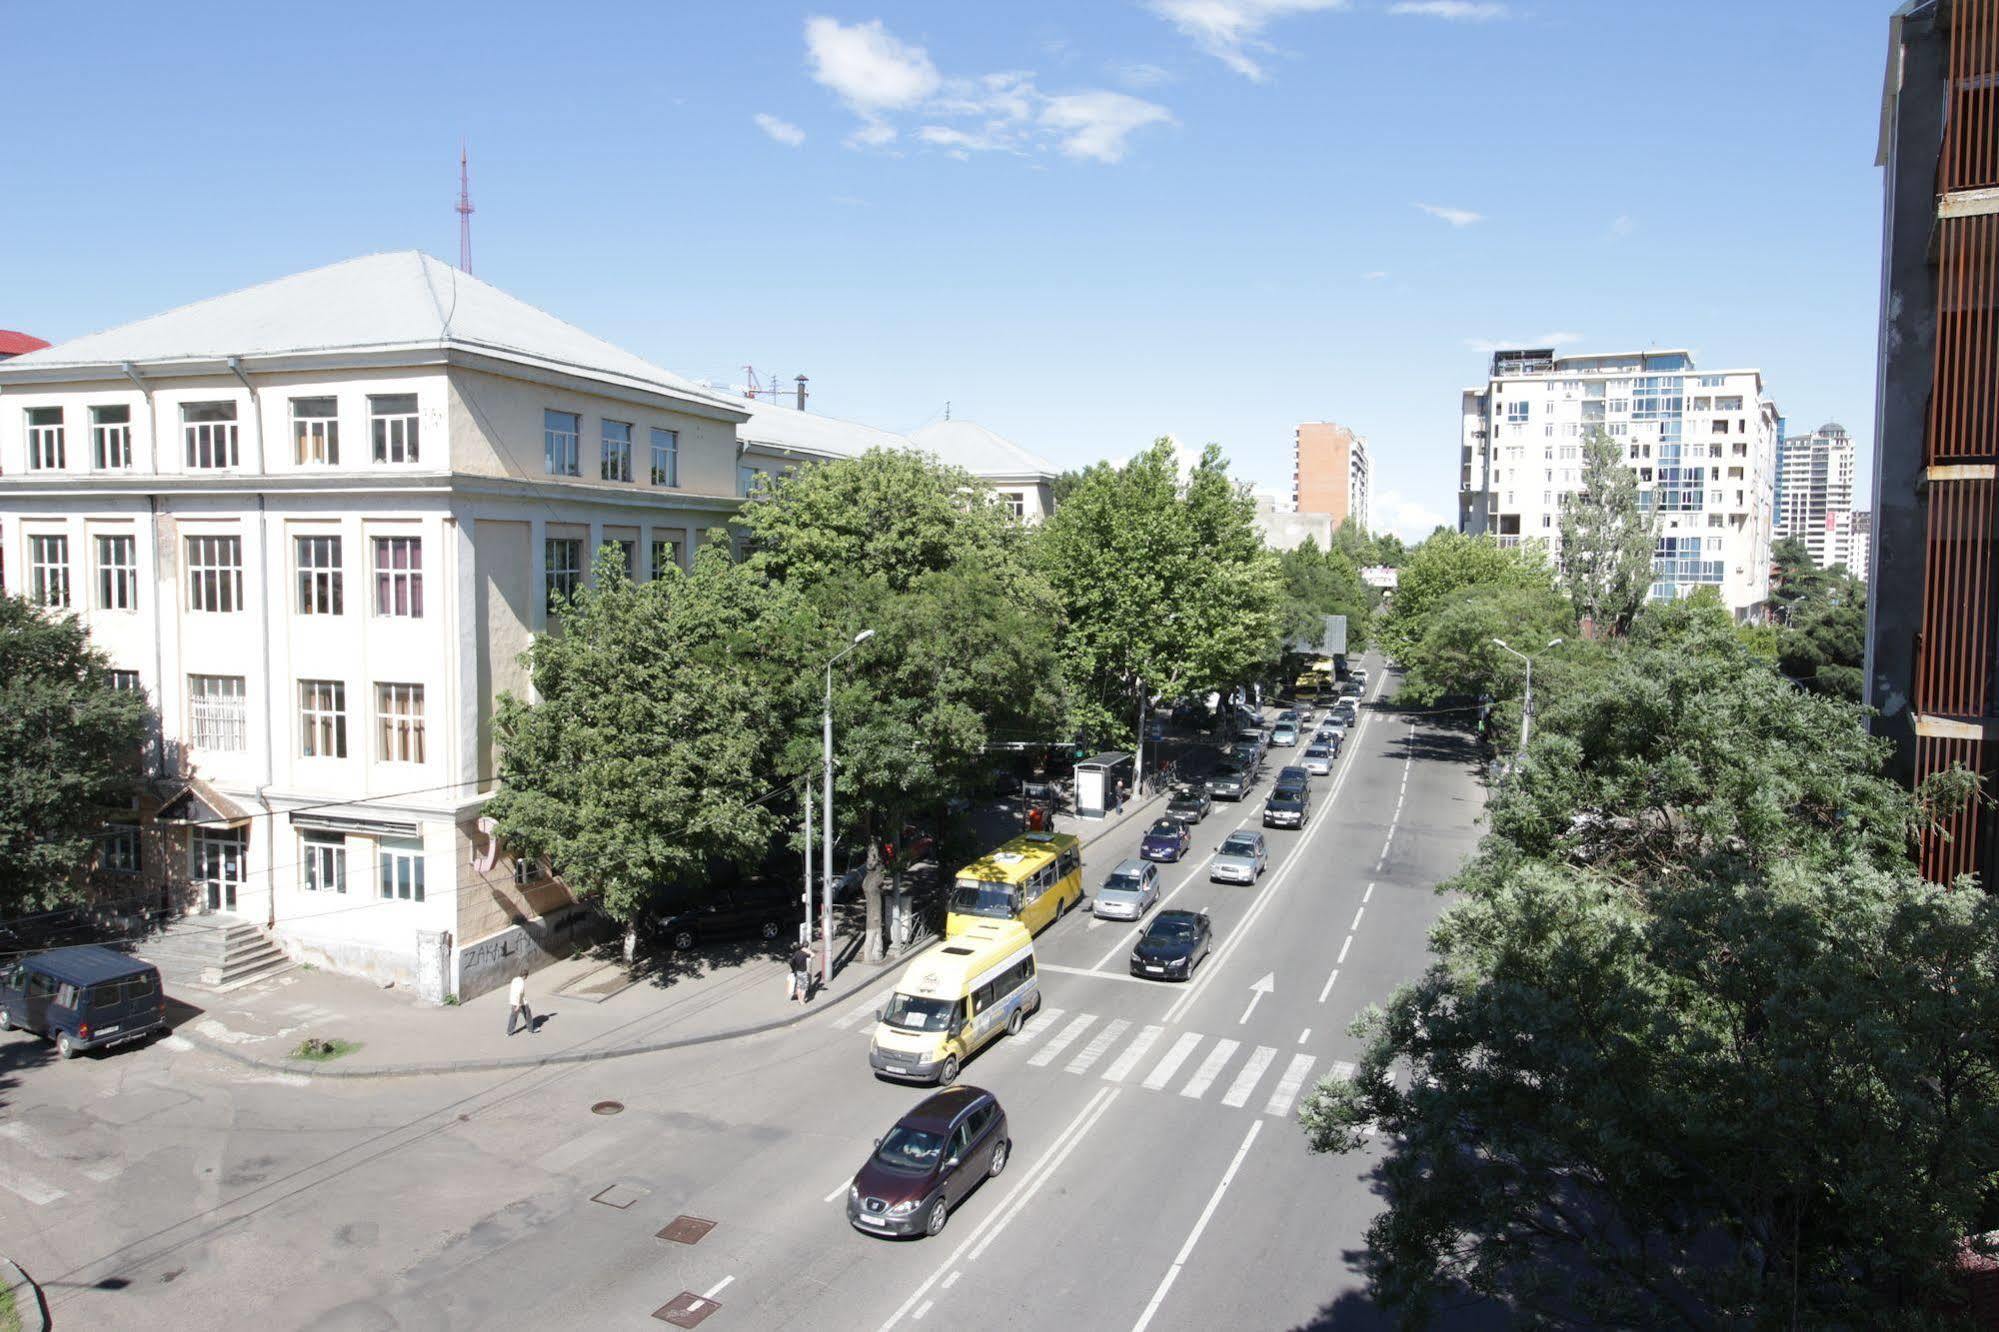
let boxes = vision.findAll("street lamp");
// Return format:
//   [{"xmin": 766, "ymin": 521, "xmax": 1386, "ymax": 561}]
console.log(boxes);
[
  {"xmin": 1490, "ymin": 637, "xmax": 1563, "ymax": 762},
  {"xmin": 823, "ymin": 629, "xmax": 874, "ymax": 983}
]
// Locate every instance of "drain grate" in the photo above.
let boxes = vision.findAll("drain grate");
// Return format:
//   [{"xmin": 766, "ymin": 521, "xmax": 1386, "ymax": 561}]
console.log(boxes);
[
  {"xmin": 652, "ymin": 1292, "xmax": 720, "ymax": 1327},
  {"xmin": 592, "ymin": 1100, "xmax": 625, "ymax": 1116},
  {"xmin": 656, "ymin": 1215, "xmax": 715, "ymax": 1245}
]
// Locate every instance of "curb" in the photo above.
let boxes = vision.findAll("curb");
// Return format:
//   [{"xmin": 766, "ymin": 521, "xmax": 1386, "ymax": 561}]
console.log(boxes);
[
  {"xmin": 176, "ymin": 932, "xmax": 940, "ymax": 1081},
  {"xmin": 0, "ymin": 1256, "xmax": 47, "ymax": 1332}
]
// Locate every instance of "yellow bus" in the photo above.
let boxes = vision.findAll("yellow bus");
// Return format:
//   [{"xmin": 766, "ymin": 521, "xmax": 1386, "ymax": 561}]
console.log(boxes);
[
  {"xmin": 946, "ymin": 831, "xmax": 1084, "ymax": 938},
  {"xmin": 869, "ymin": 920, "xmax": 1038, "ymax": 1084}
]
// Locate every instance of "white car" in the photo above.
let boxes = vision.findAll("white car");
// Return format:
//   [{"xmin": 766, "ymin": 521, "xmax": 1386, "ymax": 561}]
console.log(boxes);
[
  {"xmin": 1301, "ymin": 744, "xmax": 1334, "ymax": 776},
  {"xmin": 1270, "ymin": 723, "xmax": 1300, "ymax": 748},
  {"xmin": 1093, "ymin": 859, "xmax": 1161, "ymax": 921}
]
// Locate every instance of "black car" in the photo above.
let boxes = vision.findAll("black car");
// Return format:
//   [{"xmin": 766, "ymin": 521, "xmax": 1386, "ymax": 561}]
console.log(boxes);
[
  {"xmin": 1130, "ymin": 910, "xmax": 1213, "ymax": 980},
  {"xmin": 1264, "ymin": 780, "xmax": 1311, "ymax": 829},
  {"xmin": 1228, "ymin": 740, "xmax": 1263, "ymax": 771},
  {"xmin": 1165, "ymin": 788, "xmax": 1213, "ymax": 824},
  {"xmin": 1207, "ymin": 761, "xmax": 1251, "ymax": 801},
  {"xmin": 656, "ymin": 885, "xmax": 798, "ymax": 950},
  {"xmin": 848, "ymin": 1086, "xmax": 1010, "ymax": 1238}
]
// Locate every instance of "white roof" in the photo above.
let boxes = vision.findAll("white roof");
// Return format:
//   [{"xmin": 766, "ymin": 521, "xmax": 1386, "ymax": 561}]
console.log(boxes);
[
  {"xmin": 737, "ymin": 397, "xmax": 914, "ymax": 458},
  {"xmin": 908, "ymin": 419, "xmax": 1058, "ymax": 480},
  {"xmin": 2, "ymin": 250, "xmax": 741, "ymax": 412}
]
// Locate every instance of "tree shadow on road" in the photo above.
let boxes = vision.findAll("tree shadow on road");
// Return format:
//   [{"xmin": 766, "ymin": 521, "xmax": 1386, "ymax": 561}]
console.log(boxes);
[{"xmin": 0, "ymin": 1033, "xmax": 54, "ymax": 1109}]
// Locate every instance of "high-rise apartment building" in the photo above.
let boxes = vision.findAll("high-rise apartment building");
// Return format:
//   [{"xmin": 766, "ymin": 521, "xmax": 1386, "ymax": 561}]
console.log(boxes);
[
  {"xmin": 1850, "ymin": 510, "xmax": 1872, "ymax": 584},
  {"xmin": 1293, "ymin": 422, "xmax": 1369, "ymax": 530},
  {"xmin": 1776, "ymin": 422, "xmax": 1860, "ymax": 571},
  {"xmin": 1459, "ymin": 348, "xmax": 1781, "ymax": 618},
  {"xmin": 1866, "ymin": 0, "xmax": 1999, "ymax": 885}
]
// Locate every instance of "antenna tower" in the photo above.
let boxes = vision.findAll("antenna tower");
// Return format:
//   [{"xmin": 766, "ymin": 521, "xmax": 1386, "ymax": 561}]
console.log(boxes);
[{"xmin": 456, "ymin": 144, "xmax": 475, "ymax": 274}]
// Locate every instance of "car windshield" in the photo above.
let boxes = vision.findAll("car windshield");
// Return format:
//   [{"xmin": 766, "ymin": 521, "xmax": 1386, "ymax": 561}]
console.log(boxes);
[
  {"xmin": 1168, "ymin": 798, "xmax": 1200, "ymax": 813},
  {"xmin": 1102, "ymin": 873, "xmax": 1145, "ymax": 897},
  {"xmin": 1147, "ymin": 820, "xmax": 1180, "ymax": 836},
  {"xmin": 1307, "ymin": 747, "xmax": 1330, "ymax": 757},
  {"xmin": 950, "ymin": 879, "xmax": 1019, "ymax": 919},
  {"xmin": 881, "ymin": 994, "xmax": 958, "ymax": 1032},
  {"xmin": 1221, "ymin": 835, "xmax": 1258, "ymax": 856},
  {"xmin": 1147, "ymin": 918, "xmax": 1200, "ymax": 943},
  {"xmin": 874, "ymin": 1124, "xmax": 947, "ymax": 1171}
]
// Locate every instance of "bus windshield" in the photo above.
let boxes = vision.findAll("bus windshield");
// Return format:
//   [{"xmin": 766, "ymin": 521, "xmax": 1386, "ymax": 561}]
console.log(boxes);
[
  {"xmin": 882, "ymin": 994, "xmax": 958, "ymax": 1033},
  {"xmin": 951, "ymin": 879, "xmax": 1019, "ymax": 919}
]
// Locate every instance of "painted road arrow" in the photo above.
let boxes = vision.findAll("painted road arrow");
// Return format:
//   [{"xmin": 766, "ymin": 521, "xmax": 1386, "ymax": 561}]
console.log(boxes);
[{"xmin": 1239, "ymin": 972, "xmax": 1275, "ymax": 1025}]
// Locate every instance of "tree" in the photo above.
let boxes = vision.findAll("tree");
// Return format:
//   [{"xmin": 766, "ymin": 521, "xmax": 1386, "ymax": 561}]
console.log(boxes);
[
  {"xmin": 1380, "ymin": 531, "xmax": 1558, "ymax": 662},
  {"xmin": 1395, "ymin": 581, "xmax": 1573, "ymax": 708},
  {"xmin": 486, "ymin": 544, "xmax": 785, "ymax": 954},
  {"xmin": 1777, "ymin": 572, "xmax": 1867, "ymax": 703},
  {"xmin": 0, "ymin": 595, "xmax": 152, "ymax": 915},
  {"xmin": 1559, "ymin": 426, "xmax": 1656, "ymax": 635},
  {"xmin": 1032, "ymin": 439, "xmax": 1284, "ymax": 750},
  {"xmin": 1769, "ymin": 536, "xmax": 1833, "ymax": 625},
  {"xmin": 1279, "ymin": 537, "xmax": 1374, "ymax": 656}
]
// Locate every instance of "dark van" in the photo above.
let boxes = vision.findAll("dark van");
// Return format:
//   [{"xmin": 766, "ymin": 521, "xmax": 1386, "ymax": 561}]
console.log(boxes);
[{"xmin": 0, "ymin": 946, "xmax": 166, "ymax": 1059}]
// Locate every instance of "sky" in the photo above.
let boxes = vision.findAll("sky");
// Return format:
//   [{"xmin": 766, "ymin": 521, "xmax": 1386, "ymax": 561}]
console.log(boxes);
[{"xmin": 0, "ymin": 0, "xmax": 1895, "ymax": 541}]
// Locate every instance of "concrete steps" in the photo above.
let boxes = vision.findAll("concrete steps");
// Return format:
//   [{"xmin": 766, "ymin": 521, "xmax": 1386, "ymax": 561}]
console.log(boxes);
[{"xmin": 138, "ymin": 915, "xmax": 294, "ymax": 993}]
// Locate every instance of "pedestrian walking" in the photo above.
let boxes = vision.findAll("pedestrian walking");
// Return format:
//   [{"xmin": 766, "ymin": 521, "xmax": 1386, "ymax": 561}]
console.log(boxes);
[
  {"xmin": 788, "ymin": 942, "xmax": 812, "ymax": 1002},
  {"xmin": 1115, "ymin": 778, "xmax": 1127, "ymax": 814},
  {"xmin": 506, "ymin": 969, "xmax": 535, "ymax": 1036}
]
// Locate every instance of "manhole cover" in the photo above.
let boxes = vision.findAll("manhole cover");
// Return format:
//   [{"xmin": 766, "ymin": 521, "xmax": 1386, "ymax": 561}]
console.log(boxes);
[
  {"xmin": 592, "ymin": 1100, "xmax": 624, "ymax": 1116},
  {"xmin": 657, "ymin": 1215, "xmax": 715, "ymax": 1245},
  {"xmin": 653, "ymin": 1292, "xmax": 720, "ymax": 1327}
]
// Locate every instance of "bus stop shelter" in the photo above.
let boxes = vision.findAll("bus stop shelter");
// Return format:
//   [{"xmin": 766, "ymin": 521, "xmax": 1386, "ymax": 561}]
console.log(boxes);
[{"xmin": 1072, "ymin": 752, "xmax": 1133, "ymax": 819}]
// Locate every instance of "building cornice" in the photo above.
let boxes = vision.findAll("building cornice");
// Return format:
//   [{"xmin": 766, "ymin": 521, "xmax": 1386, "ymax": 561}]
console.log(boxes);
[{"xmin": 0, "ymin": 470, "xmax": 746, "ymax": 512}]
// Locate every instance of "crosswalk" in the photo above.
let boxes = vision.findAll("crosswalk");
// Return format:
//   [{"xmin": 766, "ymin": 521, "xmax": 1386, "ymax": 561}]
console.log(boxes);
[{"xmin": 837, "ymin": 998, "xmax": 1360, "ymax": 1120}]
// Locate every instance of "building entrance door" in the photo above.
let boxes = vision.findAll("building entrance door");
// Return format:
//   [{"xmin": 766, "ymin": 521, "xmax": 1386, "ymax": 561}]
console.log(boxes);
[{"xmin": 193, "ymin": 828, "xmax": 246, "ymax": 912}]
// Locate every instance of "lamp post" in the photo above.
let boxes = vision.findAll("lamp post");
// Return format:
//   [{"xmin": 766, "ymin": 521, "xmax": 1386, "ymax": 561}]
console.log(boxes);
[
  {"xmin": 824, "ymin": 628, "xmax": 874, "ymax": 982},
  {"xmin": 1490, "ymin": 636, "xmax": 1563, "ymax": 762}
]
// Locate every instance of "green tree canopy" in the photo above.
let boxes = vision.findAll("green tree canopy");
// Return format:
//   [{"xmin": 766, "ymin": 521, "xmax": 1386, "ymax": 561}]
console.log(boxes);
[
  {"xmin": 1395, "ymin": 580, "xmax": 1573, "ymax": 709},
  {"xmin": 1559, "ymin": 426, "xmax": 1656, "ymax": 634},
  {"xmin": 1380, "ymin": 531, "xmax": 1559, "ymax": 662},
  {"xmin": 0, "ymin": 595, "xmax": 152, "ymax": 914},
  {"xmin": 1777, "ymin": 571, "xmax": 1867, "ymax": 704},
  {"xmin": 1278, "ymin": 537, "xmax": 1373, "ymax": 656}
]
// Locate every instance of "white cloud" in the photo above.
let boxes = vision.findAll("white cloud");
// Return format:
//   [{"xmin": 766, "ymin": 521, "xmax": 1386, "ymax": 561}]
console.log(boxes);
[
  {"xmin": 1388, "ymin": 1, "xmax": 1507, "ymax": 19},
  {"xmin": 1114, "ymin": 61, "xmax": 1175, "ymax": 88},
  {"xmin": 1465, "ymin": 331, "xmax": 1583, "ymax": 353},
  {"xmin": 1363, "ymin": 270, "xmax": 1389, "ymax": 280},
  {"xmin": 1416, "ymin": 202, "xmax": 1483, "ymax": 227},
  {"xmin": 1040, "ymin": 91, "xmax": 1175, "ymax": 162},
  {"xmin": 753, "ymin": 113, "xmax": 805, "ymax": 147},
  {"xmin": 1145, "ymin": 0, "xmax": 1349, "ymax": 81},
  {"xmin": 1372, "ymin": 487, "xmax": 1452, "ymax": 544},
  {"xmin": 1609, "ymin": 213, "xmax": 1635, "ymax": 237},
  {"xmin": 805, "ymin": 16, "xmax": 941, "ymax": 112}
]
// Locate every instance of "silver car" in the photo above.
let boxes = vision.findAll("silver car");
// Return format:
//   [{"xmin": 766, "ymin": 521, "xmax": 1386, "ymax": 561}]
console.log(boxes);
[
  {"xmin": 1301, "ymin": 744, "xmax": 1333, "ymax": 776},
  {"xmin": 1210, "ymin": 831, "xmax": 1268, "ymax": 884},
  {"xmin": 1093, "ymin": 859, "xmax": 1161, "ymax": 920}
]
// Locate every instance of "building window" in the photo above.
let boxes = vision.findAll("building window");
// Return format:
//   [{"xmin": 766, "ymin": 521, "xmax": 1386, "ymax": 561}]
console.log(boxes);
[
  {"xmin": 189, "ymin": 674, "xmax": 248, "ymax": 751},
  {"xmin": 514, "ymin": 855, "xmax": 547, "ymax": 886},
  {"xmin": 372, "ymin": 536, "xmax": 423, "ymax": 617},
  {"xmin": 546, "ymin": 538, "xmax": 582, "ymax": 606},
  {"xmin": 292, "ymin": 396, "xmax": 339, "ymax": 465},
  {"xmin": 296, "ymin": 535, "xmax": 343, "ymax": 615},
  {"xmin": 110, "ymin": 669, "xmax": 142, "ymax": 693},
  {"xmin": 1505, "ymin": 402, "xmax": 1529, "ymax": 423},
  {"xmin": 1698, "ymin": 375, "xmax": 1725, "ymax": 388},
  {"xmin": 1716, "ymin": 395, "xmax": 1744, "ymax": 411},
  {"xmin": 302, "ymin": 833, "xmax": 346, "ymax": 893},
  {"xmin": 96, "ymin": 534, "xmax": 138, "ymax": 610},
  {"xmin": 91, "ymin": 405, "xmax": 132, "ymax": 469},
  {"xmin": 604, "ymin": 538, "xmax": 636, "ymax": 580},
  {"xmin": 651, "ymin": 428, "xmax": 679, "ymax": 486},
  {"xmin": 999, "ymin": 491, "xmax": 1026, "ymax": 520},
  {"xmin": 544, "ymin": 410, "xmax": 581, "ymax": 476},
  {"xmin": 299, "ymin": 679, "xmax": 348, "ymax": 758},
  {"xmin": 186, "ymin": 535, "xmax": 243, "ymax": 613},
  {"xmin": 100, "ymin": 824, "xmax": 141, "ymax": 876},
  {"xmin": 27, "ymin": 534, "xmax": 69, "ymax": 608},
  {"xmin": 601, "ymin": 420, "xmax": 633, "ymax": 482},
  {"xmin": 650, "ymin": 537, "xmax": 682, "ymax": 579},
  {"xmin": 379, "ymin": 841, "xmax": 425, "ymax": 902},
  {"xmin": 25, "ymin": 407, "xmax": 65, "ymax": 470},
  {"xmin": 182, "ymin": 401, "xmax": 239, "ymax": 469},
  {"xmin": 377, "ymin": 682, "xmax": 426, "ymax": 763},
  {"xmin": 370, "ymin": 394, "xmax": 419, "ymax": 463}
]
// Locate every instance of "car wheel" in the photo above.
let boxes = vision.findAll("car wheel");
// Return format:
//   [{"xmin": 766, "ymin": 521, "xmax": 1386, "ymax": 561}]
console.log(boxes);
[
  {"xmin": 925, "ymin": 1197, "xmax": 950, "ymax": 1237},
  {"xmin": 57, "ymin": 1031, "xmax": 76, "ymax": 1060},
  {"xmin": 939, "ymin": 1055, "xmax": 960, "ymax": 1086},
  {"xmin": 1007, "ymin": 1008, "xmax": 1024, "ymax": 1037},
  {"xmin": 988, "ymin": 1138, "xmax": 1010, "ymax": 1178},
  {"xmin": 672, "ymin": 929, "xmax": 697, "ymax": 951},
  {"xmin": 760, "ymin": 921, "xmax": 781, "ymax": 941}
]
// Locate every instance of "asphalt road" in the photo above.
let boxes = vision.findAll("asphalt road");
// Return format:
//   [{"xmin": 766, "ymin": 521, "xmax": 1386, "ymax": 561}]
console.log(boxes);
[{"xmin": 0, "ymin": 658, "xmax": 1488, "ymax": 1330}]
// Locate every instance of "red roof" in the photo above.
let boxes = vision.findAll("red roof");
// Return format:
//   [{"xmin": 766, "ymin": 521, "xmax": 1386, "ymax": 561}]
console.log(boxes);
[{"xmin": 0, "ymin": 330, "xmax": 50, "ymax": 357}]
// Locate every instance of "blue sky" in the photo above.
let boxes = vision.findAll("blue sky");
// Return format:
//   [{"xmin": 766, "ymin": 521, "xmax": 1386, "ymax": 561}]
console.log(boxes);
[{"xmin": 1, "ymin": 0, "xmax": 1892, "ymax": 540}]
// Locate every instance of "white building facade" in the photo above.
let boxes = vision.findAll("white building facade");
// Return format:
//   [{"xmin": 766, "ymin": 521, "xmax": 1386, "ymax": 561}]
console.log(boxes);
[
  {"xmin": 1774, "ymin": 422, "xmax": 1861, "ymax": 573},
  {"xmin": 1458, "ymin": 348, "xmax": 1780, "ymax": 618}
]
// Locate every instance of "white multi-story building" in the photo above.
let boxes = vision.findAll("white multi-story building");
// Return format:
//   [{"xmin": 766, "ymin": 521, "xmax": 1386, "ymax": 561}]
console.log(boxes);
[
  {"xmin": 0, "ymin": 251, "xmax": 1048, "ymax": 997},
  {"xmin": 1458, "ymin": 348, "xmax": 1780, "ymax": 618},
  {"xmin": 1774, "ymin": 422, "xmax": 1860, "ymax": 572}
]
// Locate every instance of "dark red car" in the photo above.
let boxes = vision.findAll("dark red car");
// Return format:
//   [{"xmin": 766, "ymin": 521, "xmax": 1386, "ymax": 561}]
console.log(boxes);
[
  {"xmin": 847, "ymin": 1086, "xmax": 1010, "ymax": 1238},
  {"xmin": 880, "ymin": 825, "xmax": 936, "ymax": 869}
]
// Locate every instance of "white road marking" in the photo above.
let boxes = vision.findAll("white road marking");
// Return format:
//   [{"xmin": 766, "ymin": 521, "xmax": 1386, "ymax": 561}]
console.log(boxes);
[
  {"xmin": 703, "ymin": 1275, "xmax": 735, "ymax": 1299},
  {"xmin": 1026, "ymin": 1014, "xmax": 1096, "ymax": 1068},
  {"xmin": 536, "ymin": 1125, "xmax": 622, "ymax": 1175},
  {"xmin": 1179, "ymin": 1038, "xmax": 1239, "ymax": 1099},
  {"xmin": 1331, "ymin": 1059, "xmax": 1357, "ymax": 1080},
  {"xmin": 1362, "ymin": 881, "xmax": 1375, "ymax": 904},
  {"xmin": 942, "ymin": 1271, "xmax": 961, "ymax": 1290},
  {"xmin": 1035, "ymin": 962, "xmax": 1154, "ymax": 986},
  {"xmin": 964, "ymin": 1088, "xmax": 1121, "ymax": 1263},
  {"xmin": 1297, "ymin": 1027, "xmax": 1311, "ymax": 1044},
  {"xmin": 1131, "ymin": 1119, "xmax": 1263, "ymax": 1332},
  {"xmin": 0, "ymin": 1170, "xmax": 66, "ymax": 1205},
  {"xmin": 913, "ymin": 1300, "xmax": 933, "ymax": 1321},
  {"xmin": 1264, "ymin": 1053, "xmax": 1317, "ymax": 1118},
  {"xmin": 824, "ymin": 1178, "xmax": 853, "ymax": 1204},
  {"xmin": 1142, "ymin": 1031, "xmax": 1205, "ymax": 1090},
  {"xmin": 1350, "ymin": 906, "xmax": 1365, "ymax": 933},
  {"xmin": 1007, "ymin": 1006, "xmax": 1066, "ymax": 1046},
  {"xmin": 834, "ymin": 987, "xmax": 897, "ymax": 1031},
  {"xmin": 1336, "ymin": 935, "xmax": 1353, "ymax": 965},
  {"xmin": 879, "ymin": 1086, "xmax": 1119, "ymax": 1331},
  {"xmin": 1101, "ymin": 1024, "xmax": 1165, "ymax": 1083},
  {"xmin": 1065, "ymin": 1019, "xmax": 1131, "ymax": 1075},
  {"xmin": 1221, "ymin": 1045, "xmax": 1277, "ymax": 1108},
  {"xmin": 1238, "ymin": 972, "xmax": 1274, "ymax": 1025},
  {"xmin": 1317, "ymin": 968, "xmax": 1339, "ymax": 1003}
]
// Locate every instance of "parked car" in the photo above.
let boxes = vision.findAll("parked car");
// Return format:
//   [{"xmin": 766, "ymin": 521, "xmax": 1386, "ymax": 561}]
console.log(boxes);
[
  {"xmin": 1264, "ymin": 779, "xmax": 1311, "ymax": 829},
  {"xmin": 1297, "ymin": 705, "xmax": 1319, "ymax": 728},
  {"xmin": 848, "ymin": 1086, "xmax": 1010, "ymax": 1238},
  {"xmin": 1270, "ymin": 723, "xmax": 1300, "ymax": 748},
  {"xmin": 1315, "ymin": 723, "xmax": 1346, "ymax": 750},
  {"xmin": 882, "ymin": 826, "xmax": 937, "ymax": 869},
  {"xmin": 1301, "ymin": 744, "xmax": 1334, "ymax": 776},
  {"xmin": 1207, "ymin": 761, "xmax": 1252, "ymax": 801},
  {"xmin": 1093, "ymin": 859, "xmax": 1161, "ymax": 921},
  {"xmin": 1331, "ymin": 702, "xmax": 1358, "ymax": 727},
  {"xmin": 1235, "ymin": 714, "xmax": 1266, "ymax": 742},
  {"xmin": 1130, "ymin": 910, "xmax": 1213, "ymax": 980},
  {"xmin": 1165, "ymin": 787, "xmax": 1213, "ymax": 825},
  {"xmin": 0, "ymin": 946, "xmax": 166, "ymax": 1059},
  {"xmin": 1140, "ymin": 818, "xmax": 1192, "ymax": 862},
  {"xmin": 1229, "ymin": 739, "xmax": 1263, "ymax": 771},
  {"xmin": 1276, "ymin": 709, "xmax": 1300, "ymax": 728},
  {"xmin": 655, "ymin": 884, "xmax": 798, "ymax": 950},
  {"xmin": 1351, "ymin": 669, "xmax": 1369, "ymax": 688},
  {"xmin": 1276, "ymin": 765, "xmax": 1310, "ymax": 785},
  {"xmin": 1211, "ymin": 830, "xmax": 1268, "ymax": 883}
]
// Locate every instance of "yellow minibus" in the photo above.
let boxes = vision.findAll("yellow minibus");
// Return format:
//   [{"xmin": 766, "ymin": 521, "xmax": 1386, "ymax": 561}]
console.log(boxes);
[
  {"xmin": 869, "ymin": 920, "xmax": 1038, "ymax": 1084},
  {"xmin": 946, "ymin": 832, "xmax": 1083, "ymax": 938}
]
